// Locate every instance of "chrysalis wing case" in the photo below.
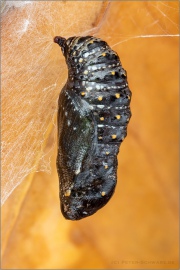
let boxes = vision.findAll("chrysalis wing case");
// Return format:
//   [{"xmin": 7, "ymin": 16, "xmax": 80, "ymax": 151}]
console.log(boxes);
[{"xmin": 54, "ymin": 36, "xmax": 132, "ymax": 220}]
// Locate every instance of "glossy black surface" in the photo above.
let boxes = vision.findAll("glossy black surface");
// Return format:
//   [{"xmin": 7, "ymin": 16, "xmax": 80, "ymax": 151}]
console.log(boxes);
[{"xmin": 54, "ymin": 36, "xmax": 132, "ymax": 220}]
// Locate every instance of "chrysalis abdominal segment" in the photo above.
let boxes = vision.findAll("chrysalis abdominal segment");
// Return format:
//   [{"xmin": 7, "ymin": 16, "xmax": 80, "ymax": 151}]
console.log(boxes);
[{"xmin": 54, "ymin": 36, "xmax": 132, "ymax": 220}]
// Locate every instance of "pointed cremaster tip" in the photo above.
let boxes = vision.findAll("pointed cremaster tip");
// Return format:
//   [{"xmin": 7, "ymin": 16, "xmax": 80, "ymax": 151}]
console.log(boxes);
[{"xmin": 54, "ymin": 36, "xmax": 66, "ymax": 47}]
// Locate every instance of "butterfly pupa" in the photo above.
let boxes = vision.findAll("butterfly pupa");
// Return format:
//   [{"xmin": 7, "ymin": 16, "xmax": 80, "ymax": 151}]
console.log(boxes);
[{"xmin": 54, "ymin": 36, "xmax": 132, "ymax": 220}]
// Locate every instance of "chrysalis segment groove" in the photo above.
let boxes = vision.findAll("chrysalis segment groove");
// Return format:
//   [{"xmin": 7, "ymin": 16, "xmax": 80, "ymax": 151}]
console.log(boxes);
[{"xmin": 54, "ymin": 36, "xmax": 132, "ymax": 220}]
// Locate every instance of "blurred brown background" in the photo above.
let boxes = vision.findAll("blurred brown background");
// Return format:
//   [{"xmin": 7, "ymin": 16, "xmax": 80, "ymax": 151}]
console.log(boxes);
[{"xmin": 1, "ymin": 1, "xmax": 179, "ymax": 269}]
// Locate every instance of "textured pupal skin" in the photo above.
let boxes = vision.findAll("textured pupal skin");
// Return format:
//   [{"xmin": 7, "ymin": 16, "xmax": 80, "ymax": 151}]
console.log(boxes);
[{"xmin": 54, "ymin": 36, "xmax": 132, "ymax": 220}]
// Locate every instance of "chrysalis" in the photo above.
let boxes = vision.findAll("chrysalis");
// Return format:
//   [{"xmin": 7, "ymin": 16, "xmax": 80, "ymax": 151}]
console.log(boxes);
[{"xmin": 54, "ymin": 36, "xmax": 132, "ymax": 220}]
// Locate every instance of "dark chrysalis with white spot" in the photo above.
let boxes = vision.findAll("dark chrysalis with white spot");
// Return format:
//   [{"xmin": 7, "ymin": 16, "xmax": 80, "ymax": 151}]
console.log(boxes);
[{"xmin": 54, "ymin": 36, "xmax": 132, "ymax": 220}]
